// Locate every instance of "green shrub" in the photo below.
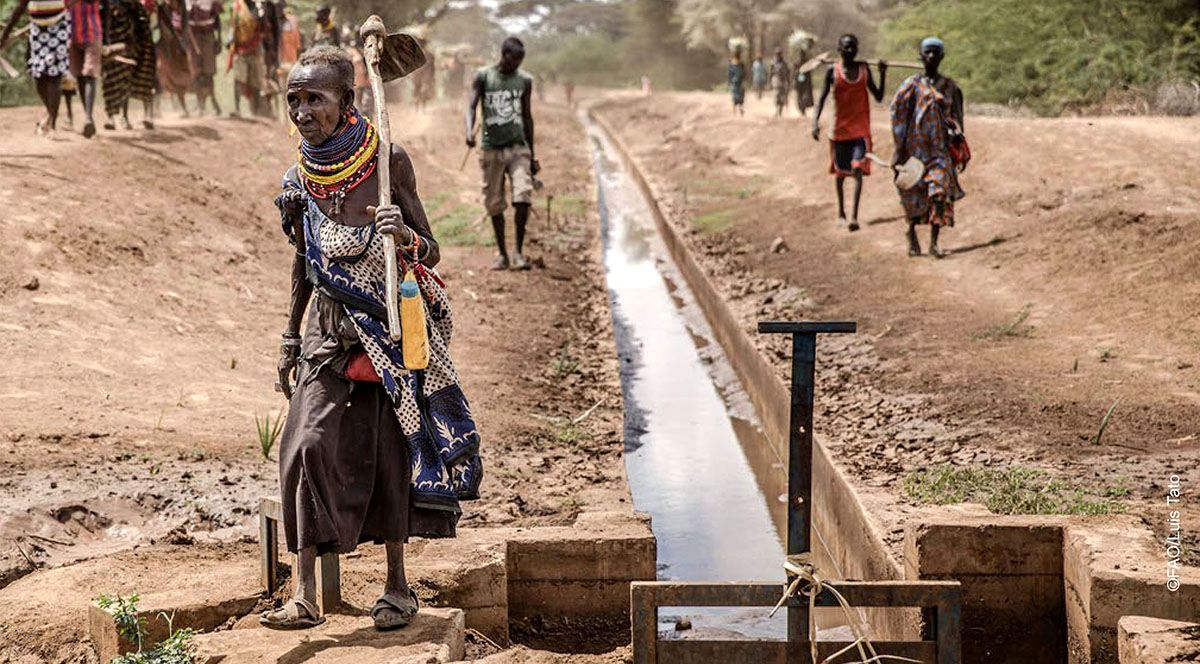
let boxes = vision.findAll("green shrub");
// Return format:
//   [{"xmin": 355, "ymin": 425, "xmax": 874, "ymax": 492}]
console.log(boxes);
[{"xmin": 881, "ymin": 0, "xmax": 1200, "ymax": 114}]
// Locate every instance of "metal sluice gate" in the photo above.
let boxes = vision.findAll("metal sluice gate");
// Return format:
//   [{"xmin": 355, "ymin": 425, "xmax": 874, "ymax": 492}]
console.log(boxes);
[{"xmin": 630, "ymin": 321, "xmax": 963, "ymax": 664}]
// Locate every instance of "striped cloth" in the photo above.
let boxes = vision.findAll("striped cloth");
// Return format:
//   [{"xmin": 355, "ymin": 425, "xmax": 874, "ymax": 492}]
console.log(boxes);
[
  {"xmin": 29, "ymin": 0, "xmax": 67, "ymax": 26},
  {"xmin": 68, "ymin": 0, "xmax": 102, "ymax": 44},
  {"xmin": 102, "ymin": 0, "xmax": 156, "ymax": 113}
]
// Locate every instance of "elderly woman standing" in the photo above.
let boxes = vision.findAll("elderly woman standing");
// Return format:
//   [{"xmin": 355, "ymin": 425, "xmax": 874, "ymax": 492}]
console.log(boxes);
[{"xmin": 264, "ymin": 45, "xmax": 482, "ymax": 631}]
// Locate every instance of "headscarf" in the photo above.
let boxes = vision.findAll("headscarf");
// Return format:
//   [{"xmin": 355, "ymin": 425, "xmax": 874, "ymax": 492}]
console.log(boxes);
[{"xmin": 921, "ymin": 37, "xmax": 944, "ymax": 51}]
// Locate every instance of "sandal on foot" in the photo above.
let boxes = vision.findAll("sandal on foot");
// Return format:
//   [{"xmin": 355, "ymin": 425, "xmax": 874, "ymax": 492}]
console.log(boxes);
[
  {"xmin": 259, "ymin": 597, "xmax": 325, "ymax": 630},
  {"xmin": 372, "ymin": 589, "xmax": 419, "ymax": 631},
  {"xmin": 82, "ymin": 121, "xmax": 96, "ymax": 138},
  {"xmin": 848, "ymin": 220, "xmax": 860, "ymax": 232},
  {"xmin": 491, "ymin": 254, "xmax": 510, "ymax": 271}
]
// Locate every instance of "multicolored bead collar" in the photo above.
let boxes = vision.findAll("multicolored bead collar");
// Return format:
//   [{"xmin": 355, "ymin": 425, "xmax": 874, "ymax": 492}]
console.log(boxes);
[{"xmin": 297, "ymin": 108, "xmax": 379, "ymax": 215}]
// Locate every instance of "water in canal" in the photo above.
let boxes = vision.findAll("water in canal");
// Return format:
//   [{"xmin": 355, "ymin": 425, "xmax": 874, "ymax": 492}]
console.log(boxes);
[{"xmin": 585, "ymin": 115, "xmax": 789, "ymax": 639}]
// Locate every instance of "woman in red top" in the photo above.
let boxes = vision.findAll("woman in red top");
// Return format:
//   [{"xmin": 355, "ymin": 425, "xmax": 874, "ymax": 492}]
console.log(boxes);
[{"xmin": 811, "ymin": 34, "xmax": 886, "ymax": 232}]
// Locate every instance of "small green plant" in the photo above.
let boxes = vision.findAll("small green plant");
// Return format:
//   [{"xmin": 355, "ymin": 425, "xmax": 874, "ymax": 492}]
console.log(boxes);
[
  {"xmin": 975, "ymin": 305, "xmax": 1034, "ymax": 340},
  {"xmin": 1092, "ymin": 398, "xmax": 1122, "ymax": 445},
  {"xmin": 1105, "ymin": 476, "xmax": 1130, "ymax": 498},
  {"xmin": 255, "ymin": 408, "xmax": 285, "ymax": 461},
  {"xmin": 95, "ymin": 593, "xmax": 196, "ymax": 664},
  {"xmin": 552, "ymin": 345, "xmax": 580, "ymax": 378},
  {"xmin": 556, "ymin": 422, "xmax": 584, "ymax": 444},
  {"xmin": 1099, "ymin": 347, "xmax": 1117, "ymax": 362},
  {"xmin": 97, "ymin": 594, "xmax": 145, "ymax": 652},
  {"xmin": 902, "ymin": 464, "xmax": 1123, "ymax": 515}
]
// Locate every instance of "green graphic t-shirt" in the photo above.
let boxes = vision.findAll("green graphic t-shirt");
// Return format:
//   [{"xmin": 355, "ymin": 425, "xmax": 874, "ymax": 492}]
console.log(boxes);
[{"xmin": 478, "ymin": 65, "xmax": 530, "ymax": 150}]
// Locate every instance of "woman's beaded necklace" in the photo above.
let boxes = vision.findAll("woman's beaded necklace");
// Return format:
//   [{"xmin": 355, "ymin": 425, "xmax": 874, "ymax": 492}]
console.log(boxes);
[{"xmin": 298, "ymin": 108, "xmax": 379, "ymax": 217}]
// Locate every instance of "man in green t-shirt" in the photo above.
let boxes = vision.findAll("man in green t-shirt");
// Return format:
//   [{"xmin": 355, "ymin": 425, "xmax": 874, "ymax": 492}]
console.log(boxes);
[{"xmin": 465, "ymin": 36, "xmax": 538, "ymax": 271}]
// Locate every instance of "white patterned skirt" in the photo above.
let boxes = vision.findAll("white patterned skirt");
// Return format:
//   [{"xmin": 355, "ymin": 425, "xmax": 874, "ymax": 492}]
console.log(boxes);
[{"xmin": 28, "ymin": 15, "xmax": 71, "ymax": 79}]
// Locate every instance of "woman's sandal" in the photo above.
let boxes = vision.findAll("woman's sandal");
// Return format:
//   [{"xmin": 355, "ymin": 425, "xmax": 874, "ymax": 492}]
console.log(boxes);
[
  {"xmin": 259, "ymin": 597, "xmax": 326, "ymax": 630},
  {"xmin": 371, "ymin": 588, "xmax": 419, "ymax": 631}
]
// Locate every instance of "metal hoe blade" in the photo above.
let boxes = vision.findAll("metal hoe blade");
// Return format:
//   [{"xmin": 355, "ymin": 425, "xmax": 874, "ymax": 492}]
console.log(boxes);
[{"xmin": 360, "ymin": 16, "xmax": 427, "ymax": 83}]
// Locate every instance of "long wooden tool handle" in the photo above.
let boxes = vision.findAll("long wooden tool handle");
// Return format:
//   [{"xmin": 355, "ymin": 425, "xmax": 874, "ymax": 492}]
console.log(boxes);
[
  {"xmin": 361, "ymin": 16, "xmax": 402, "ymax": 341},
  {"xmin": 865, "ymin": 152, "xmax": 895, "ymax": 169}
]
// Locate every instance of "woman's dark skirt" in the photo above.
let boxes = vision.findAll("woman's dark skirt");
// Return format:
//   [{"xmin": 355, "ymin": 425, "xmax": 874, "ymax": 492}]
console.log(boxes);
[{"xmin": 279, "ymin": 362, "xmax": 458, "ymax": 555}]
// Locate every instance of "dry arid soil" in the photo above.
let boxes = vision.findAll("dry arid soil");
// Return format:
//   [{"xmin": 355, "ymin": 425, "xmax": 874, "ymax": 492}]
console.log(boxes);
[
  {"xmin": 596, "ymin": 91, "xmax": 1200, "ymax": 556},
  {"xmin": 0, "ymin": 99, "xmax": 628, "ymax": 661}
]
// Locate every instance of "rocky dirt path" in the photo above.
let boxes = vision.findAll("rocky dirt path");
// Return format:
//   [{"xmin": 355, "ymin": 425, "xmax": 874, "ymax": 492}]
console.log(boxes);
[
  {"xmin": 596, "ymin": 91, "xmax": 1200, "ymax": 557},
  {"xmin": 0, "ymin": 101, "xmax": 627, "ymax": 661}
]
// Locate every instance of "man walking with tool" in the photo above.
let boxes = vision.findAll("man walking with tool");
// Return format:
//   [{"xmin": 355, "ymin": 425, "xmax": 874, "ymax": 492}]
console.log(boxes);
[
  {"xmin": 811, "ymin": 34, "xmax": 886, "ymax": 232},
  {"xmin": 465, "ymin": 36, "xmax": 538, "ymax": 271}
]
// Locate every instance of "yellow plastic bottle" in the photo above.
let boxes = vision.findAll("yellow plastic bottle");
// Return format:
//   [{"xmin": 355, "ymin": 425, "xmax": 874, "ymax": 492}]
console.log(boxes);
[{"xmin": 400, "ymin": 268, "xmax": 430, "ymax": 370}]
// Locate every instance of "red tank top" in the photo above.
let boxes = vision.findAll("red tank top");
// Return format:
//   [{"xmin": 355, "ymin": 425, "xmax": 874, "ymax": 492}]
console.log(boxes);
[{"xmin": 832, "ymin": 62, "xmax": 871, "ymax": 142}]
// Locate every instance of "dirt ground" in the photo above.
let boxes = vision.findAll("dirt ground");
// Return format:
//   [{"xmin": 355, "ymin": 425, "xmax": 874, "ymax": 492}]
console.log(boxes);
[
  {"xmin": 0, "ymin": 99, "xmax": 627, "ymax": 661},
  {"xmin": 595, "ymin": 90, "xmax": 1200, "ymax": 558}
]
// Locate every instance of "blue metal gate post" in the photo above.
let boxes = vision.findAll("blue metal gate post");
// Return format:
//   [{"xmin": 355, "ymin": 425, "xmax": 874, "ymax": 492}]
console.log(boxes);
[{"xmin": 759, "ymin": 321, "xmax": 857, "ymax": 657}]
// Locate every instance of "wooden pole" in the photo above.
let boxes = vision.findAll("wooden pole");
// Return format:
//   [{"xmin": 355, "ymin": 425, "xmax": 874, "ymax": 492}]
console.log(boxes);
[{"xmin": 360, "ymin": 15, "xmax": 402, "ymax": 341}]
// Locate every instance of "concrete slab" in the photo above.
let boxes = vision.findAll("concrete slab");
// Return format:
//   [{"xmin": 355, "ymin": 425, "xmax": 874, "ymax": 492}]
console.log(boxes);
[
  {"xmin": 339, "ymin": 531, "xmax": 511, "ymax": 645},
  {"xmin": 505, "ymin": 511, "xmax": 655, "ymax": 626},
  {"xmin": 904, "ymin": 516, "xmax": 1067, "ymax": 664},
  {"xmin": 1117, "ymin": 616, "xmax": 1200, "ymax": 664},
  {"xmin": 191, "ymin": 609, "xmax": 465, "ymax": 664},
  {"xmin": 1065, "ymin": 519, "xmax": 1200, "ymax": 664},
  {"xmin": 88, "ymin": 566, "xmax": 261, "ymax": 664}
]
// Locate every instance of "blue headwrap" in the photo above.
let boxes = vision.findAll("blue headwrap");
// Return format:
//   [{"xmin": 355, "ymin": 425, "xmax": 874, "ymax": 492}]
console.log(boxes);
[{"xmin": 921, "ymin": 37, "xmax": 945, "ymax": 51}]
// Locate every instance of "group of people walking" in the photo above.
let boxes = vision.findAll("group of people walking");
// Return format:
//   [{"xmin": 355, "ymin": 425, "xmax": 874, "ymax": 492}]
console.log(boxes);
[
  {"xmin": 732, "ymin": 46, "xmax": 816, "ymax": 118},
  {"xmin": 0, "ymin": 0, "xmax": 335, "ymax": 136},
  {"xmin": 732, "ymin": 33, "xmax": 969, "ymax": 258}
]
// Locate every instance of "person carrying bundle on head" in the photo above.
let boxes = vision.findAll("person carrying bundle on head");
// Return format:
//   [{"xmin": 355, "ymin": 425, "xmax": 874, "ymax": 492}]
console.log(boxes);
[{"xmin": 811, "ymin": 33, "xmax": 887, "ymax": 232}]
